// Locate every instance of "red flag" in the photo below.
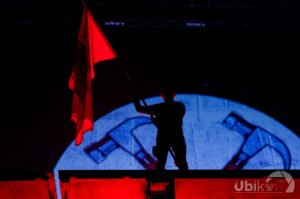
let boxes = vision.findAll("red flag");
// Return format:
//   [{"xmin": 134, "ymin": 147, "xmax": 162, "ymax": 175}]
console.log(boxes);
[{"xmin": 68, "ymin": 6, "xmax": 117, "ymax": 146}]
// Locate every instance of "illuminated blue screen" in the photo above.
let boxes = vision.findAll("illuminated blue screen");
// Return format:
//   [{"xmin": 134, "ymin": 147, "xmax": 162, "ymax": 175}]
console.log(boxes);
[{"xmin": 55, "ymin": 94, "xmax": 300, "ymax": 170}]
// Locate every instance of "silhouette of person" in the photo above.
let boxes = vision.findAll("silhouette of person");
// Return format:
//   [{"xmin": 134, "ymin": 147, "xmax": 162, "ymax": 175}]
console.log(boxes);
[{"xmin": 133, "ymin": 87, "xmax": 188, "ymax": 171}]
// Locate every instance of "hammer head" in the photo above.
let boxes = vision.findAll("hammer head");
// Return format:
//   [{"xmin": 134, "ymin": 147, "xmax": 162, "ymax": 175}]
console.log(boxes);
[{"xmin": 85, "ymin": 117, "xmax": 156, "ymax": 169}]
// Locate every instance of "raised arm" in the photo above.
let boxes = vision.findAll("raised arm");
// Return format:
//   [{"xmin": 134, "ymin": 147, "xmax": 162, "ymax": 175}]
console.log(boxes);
[
  {"xmin": 132, "ymin": 87, "xmax": 159, "ymax": 115},
  {"xmin": 133, "ymin": 92, "xmax": 153, "ymax": 114}
]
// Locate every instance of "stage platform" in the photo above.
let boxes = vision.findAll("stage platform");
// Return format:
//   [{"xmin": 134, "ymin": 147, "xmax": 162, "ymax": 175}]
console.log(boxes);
[{"xmin": 0, "ymin": 170, "xmax": 299, "ymax": 199}]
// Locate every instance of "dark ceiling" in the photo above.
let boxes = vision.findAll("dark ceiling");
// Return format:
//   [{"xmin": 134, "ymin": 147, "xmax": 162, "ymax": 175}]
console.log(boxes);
[{"xmin": 1, "ymin": 0, "xmax": 300, "ymax": 172}]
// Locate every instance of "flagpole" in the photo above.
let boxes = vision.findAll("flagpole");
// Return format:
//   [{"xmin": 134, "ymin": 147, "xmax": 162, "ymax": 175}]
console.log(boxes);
[{"xmin": 118, "ymin": 62, "xmax": 150, "ymax": 114}]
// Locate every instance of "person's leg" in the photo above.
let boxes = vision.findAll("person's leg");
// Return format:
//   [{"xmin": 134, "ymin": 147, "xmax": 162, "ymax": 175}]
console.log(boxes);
[
  {"xmin": 155, "ymin": 144, "xmax": 169, "ymax": 170},
  {"xmin": 172, "ymin": 138, "xmax": 188, "ymax": 170}
]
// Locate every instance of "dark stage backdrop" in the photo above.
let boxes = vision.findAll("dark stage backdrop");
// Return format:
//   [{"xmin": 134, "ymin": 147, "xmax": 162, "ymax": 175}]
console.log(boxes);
[{"xmin": 0, "ymin": 1, "xmax": 300, "ymax": 172}]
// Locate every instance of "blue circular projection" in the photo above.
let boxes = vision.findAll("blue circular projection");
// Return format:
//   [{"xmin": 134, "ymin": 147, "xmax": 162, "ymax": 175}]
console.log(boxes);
[{"xmin": 55, "ymin": 94, "xmax": 300, "ymax": 171}]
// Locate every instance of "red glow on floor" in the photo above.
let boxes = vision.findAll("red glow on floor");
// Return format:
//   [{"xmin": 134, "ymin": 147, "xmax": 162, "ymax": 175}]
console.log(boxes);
[
  {"xmin": 0, "ymin": 178, "xmax": 56, "ymax": 199},
  {"xmin": 149, "ymin": 182, "xmax": 169, "ymax": 191},
  {"xmin": 62, "ymin": 178, "xmax": 147, "ymax": 199},
  {"xmin": 0, "ymin": 176, "xmax": 299, "ymax": 199},
  {"xmin": 175, "ymin": 178, "xmax": 300, "ymax": 199}
]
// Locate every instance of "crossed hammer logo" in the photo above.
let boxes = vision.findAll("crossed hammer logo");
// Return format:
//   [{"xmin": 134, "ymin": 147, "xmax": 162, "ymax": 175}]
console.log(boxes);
[
  {"xmin": 85, "ymin": 112, "xmax": 291, "ymax": 170},
  {"xmin": 222, "ymin": 112, "xmax": 291, "ymax": 170}
]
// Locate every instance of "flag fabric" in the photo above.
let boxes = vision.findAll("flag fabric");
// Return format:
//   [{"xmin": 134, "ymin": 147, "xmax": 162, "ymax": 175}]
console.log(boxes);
[{"xmin": 68, "ymin": 5, "xmax": 117, "ymax": 146}]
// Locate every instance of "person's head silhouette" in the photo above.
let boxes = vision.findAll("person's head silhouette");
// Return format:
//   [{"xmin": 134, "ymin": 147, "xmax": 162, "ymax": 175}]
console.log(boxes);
[{"xmin": 160, "ymin": 87, "xmax": 176, "ymax": 102}]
